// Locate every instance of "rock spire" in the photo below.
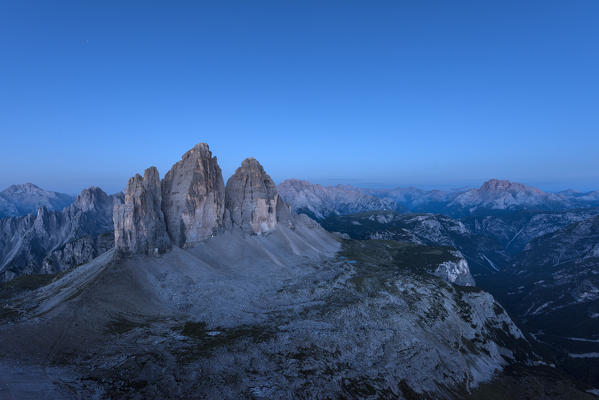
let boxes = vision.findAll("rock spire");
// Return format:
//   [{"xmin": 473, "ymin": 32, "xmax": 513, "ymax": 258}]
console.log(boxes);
[
  {"xmin": 113, "ymin": 143, "xmax": 296, "ymax": 256},
  {"xmin": 161, "ymin": 143, "xmax": 226, "ymax": 247},
  {"xmin": 225, "ymin": 158, "xmax": 291, "ymax": 234},
  {"xmin": 113, "ymin": 167, "xmax": 171, "ymax": 255}
]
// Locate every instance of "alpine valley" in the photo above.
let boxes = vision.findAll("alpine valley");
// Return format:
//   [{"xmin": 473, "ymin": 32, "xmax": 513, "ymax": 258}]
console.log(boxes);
[
  {"xmin": 279, "ymin": 179, "xmax": 599, "ymax": 396},
  {"xmin": 0, "ymin": 144, "xmax": 597, "ymax": 399}
]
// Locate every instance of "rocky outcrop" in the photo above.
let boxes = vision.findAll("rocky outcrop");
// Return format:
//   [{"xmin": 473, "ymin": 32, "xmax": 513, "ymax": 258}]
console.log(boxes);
[
  {"xmin": 161, "ymin": 143, "xmax": 226, "ymax": 247},
  {"xmin": 433, "ymin": 251, "xmax": 475, "ymax": 286},
  {"xmin": 225, "ymin": 158, "xmax": 291, "ymax": 234},
  {"xmin": 114, "ymin": 167, "xmax": 170, "ymax": 255},
  {"xmin": 0, "ymin": 187, "xmax": 119, "ymax": 282},
  {"xmin": 41, "ymin": 233, "xmax": 114, "ymax": 273}
]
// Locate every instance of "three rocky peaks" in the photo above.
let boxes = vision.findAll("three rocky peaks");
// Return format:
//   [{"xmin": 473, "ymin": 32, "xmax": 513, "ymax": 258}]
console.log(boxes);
[{"xmin": 113, "ymin": 143, "xmax": 292, "ymax": 255}]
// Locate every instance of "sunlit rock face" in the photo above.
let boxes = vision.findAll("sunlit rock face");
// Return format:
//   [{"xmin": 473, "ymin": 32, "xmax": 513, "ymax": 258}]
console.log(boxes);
[
  {"xmin": 113, "ymin": 167, "xmax": 171, "ymax": 255},
  {"xmin": 161, "ymin": 143, "xmax": 226, "ymax": 247},
  {"xmin": 225, "ymin": 158, "xmax": 291, "ymax": 234}
]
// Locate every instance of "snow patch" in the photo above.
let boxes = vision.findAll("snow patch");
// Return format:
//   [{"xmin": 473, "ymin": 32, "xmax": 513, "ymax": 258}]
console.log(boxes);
[
  {"xmin": 564, "ymin": 337, "xmax": 599, "ymax": 343},
  {"xmin": 586, "ymin": 388, "xmax": 599, "ymax": 397},
  {"xmin": 482, "ymin": 255, "xmax": 499, "ymax": 272},
  {"xmin": 531, "ymin": 301, "xmax": 552, "ymax": 315}
]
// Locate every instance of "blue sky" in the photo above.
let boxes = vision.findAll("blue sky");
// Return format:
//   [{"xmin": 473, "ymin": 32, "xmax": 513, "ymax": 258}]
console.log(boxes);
[{"xmin": 1, "ymin": 1, "xmax": 598, "ymax": 194}]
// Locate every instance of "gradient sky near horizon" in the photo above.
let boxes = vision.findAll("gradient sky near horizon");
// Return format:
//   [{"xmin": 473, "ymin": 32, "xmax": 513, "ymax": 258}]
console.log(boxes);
[{"xmin": 1, "ymin": 1, "xmax": 598, "ymax": 194}]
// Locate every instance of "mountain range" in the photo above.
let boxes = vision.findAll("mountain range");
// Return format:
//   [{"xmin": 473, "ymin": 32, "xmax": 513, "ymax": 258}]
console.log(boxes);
[
  {"xmin": 3, "ymin": 143, "xmax": 590, "ymax": 399},
  {"xmin": 3, "ymin": 177, "xmax": 596, "ymax": 229},
  {"xmin": 277, "ymin": 179, "xmax": 399, "ymax": 219},
  {"xmin": 277, "ymin": 176, "xmax": 599, "ymax": 386},
  {"xmin": 0, "ymin": 187, "xmax": 121, "ymax": 282},
  {"xmin": 1, "ymin": 146, "xmax": 598, "ymax": 397},
  {"xmin": 279, "ymin": 178, "xmax": 599, "ymax": 218}
]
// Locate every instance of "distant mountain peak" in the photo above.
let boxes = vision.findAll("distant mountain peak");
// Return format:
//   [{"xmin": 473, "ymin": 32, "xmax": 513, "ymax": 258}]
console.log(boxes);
[
  {"xmin": 480, "ymin": 179, "xmax": 538, "ymax": 193},
  {"xmin": 3, "ymin": 182, "xmax": 44, "ymax": 193},
  {"xmin": 448, "ymin": 179, "xmax": 563, "ymax": 213},
  {"xmin": 481, "ymin": 179, "xmax": 513, "ymax": 190},
  {"xmin": 0, "ymin": 183, "xmax": 75, "ymax": 218},
  {"xmin": 73, "ymin": 186, "xmax": 111, "ymax": 212}
]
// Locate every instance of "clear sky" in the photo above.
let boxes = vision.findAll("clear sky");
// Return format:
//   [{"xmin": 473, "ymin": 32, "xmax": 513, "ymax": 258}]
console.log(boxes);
[{"xmin": 1, "ymin": 1, "xmax": 598, "ymax": 194}]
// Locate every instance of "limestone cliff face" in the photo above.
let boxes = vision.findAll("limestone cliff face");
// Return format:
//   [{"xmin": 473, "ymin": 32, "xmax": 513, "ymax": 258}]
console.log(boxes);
[
  {"xmin": 113, "ymin": 167, "xmax": 171, "ymax": 255},
  {"xmin": 225, "ymin": 158, "xmax": 291, "ymax": 234},
  {"xmin": 113, "ymin": 147, "xmax": 293, "ymax": 252},
  {"xmin": 161, "ymin": 143, "xmax": 226, "ymax": 247}
]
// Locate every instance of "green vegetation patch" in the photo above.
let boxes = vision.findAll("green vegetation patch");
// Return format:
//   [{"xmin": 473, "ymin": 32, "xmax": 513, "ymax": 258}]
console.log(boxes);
[
  {"xmin": 181, "ymin": 321, "xmax": 208, "ymax": 338},
  {"xmin": 0, "ymin": 273, "xmax": 58, "ymax": 301},
  {"xmin": 0, "ymin": 273, "xmax": 56, "ymax": 292},
  {"xmin": 177, "ymin": 321, "xmax": 277, "ymax": 363},
  {"xmin": 105, "ymin": 317, "xmax": 145, "ymax": 335},
  {"xmin": 339, "ymin": 239, "xmax": 460, "ymax": 277}
]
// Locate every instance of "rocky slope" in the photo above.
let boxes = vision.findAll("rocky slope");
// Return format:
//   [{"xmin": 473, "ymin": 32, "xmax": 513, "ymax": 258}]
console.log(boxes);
[
  {"xmin": 0, "ymin": 187, "xmax": 121, "ymax": 282},
  {"xmin": 0, "ymin": 234, "xmax": 534, "ymax": 399},
  {"xmin": 225, "ymin": 158, "xmax": 292, "ymax": 234},
  {"xmin": 318, "ymin": 209, "xmax": 599, "ymax": 391},
  {"xmin": 0, "ymin": 183, "xmax": 75, "ymax": 218},
  {"xmin": 277, "ymin": 179, "xmax": 399, "ymax": 219}
]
